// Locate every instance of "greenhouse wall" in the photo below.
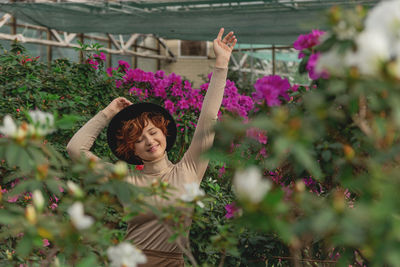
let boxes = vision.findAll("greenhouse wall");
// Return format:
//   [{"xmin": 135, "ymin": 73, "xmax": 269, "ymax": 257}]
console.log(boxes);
[{"xmin": 161, "ymin": 39, "xmax": 215, "ymax": 87}]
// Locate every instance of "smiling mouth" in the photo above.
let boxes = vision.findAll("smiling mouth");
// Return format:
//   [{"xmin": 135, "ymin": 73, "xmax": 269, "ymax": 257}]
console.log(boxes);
[{"xmin": 147, "ymin": 144, "xmax": 159, "ymax": 153}]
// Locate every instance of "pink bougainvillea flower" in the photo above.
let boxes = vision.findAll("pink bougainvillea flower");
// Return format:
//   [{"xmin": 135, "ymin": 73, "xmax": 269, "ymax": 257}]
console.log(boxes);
[
  {"xmin": 306, "ymin": 52, "xmax": 329, "ymax": 80},
  {"xmin": 106, "ymin": 67, "xmax": 116, "ymax": 77},
  {"xmin": 94, "ymin": 52, "xmax": 106, "ymax": 61},
  {"xmin": 252, "ymin": 75, "xmax": 291, "ymax": 107},
  {"xmin": 164, "ymin": 99, "xmax": 176, "ymax": 114},
  {"xmin": 291, "ymin": 84, "xmax": 300, "ymax": 92},
  {"xmin": 118, "ymin": 60, "xmax": 130, "ymax": 71},
  {"xmin": 246, "ymin": 127, "xmax": 268, "ymax": 144},
  {"xmin": 258, "ymin": 147, "xmax": 267, "ymax": 158},
  {"xmin": 303, "ymin": 176, "xmax": 316, "ymax": 187},
  {"xmin": 218, "ymin": 165, "xmax": 226, "ymax": 178},
  {"xmin": 42, "ymin": 239, "xmax": 50, "ymax": 247},
  {"xmin": 7, "ymin": 194, "xmax": 19, "ymax": 203},
  {"xmin": 224, "ymin": 202, "xmax": 239, "ymax": 219},
  {"xmin": 293, "ymin": 29, "xmax": 326, "ymax": 58},
  {"xmin": 115, "ymin": 80, "xmax": 122, "ymax": 88},
  {"xmin": 155, "ymin": 70, "xmax": 165, "ymax": 79},
  {"xmin": 177, "ymin": 99, "xmax": 190, "ymax": 110},
  {"xmin": 87, "ymin": 59, "xmax": 99, "ymax": 70}
]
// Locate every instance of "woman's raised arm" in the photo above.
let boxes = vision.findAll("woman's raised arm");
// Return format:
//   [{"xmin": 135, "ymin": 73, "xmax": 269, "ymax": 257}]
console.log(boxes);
[
  {"xmin": 66, "ymin": 97, "xmax": 132, "ymax": 162},
  {"xmin": 180, "ymin": 28, "xmax": 237, "ymax": 182}
]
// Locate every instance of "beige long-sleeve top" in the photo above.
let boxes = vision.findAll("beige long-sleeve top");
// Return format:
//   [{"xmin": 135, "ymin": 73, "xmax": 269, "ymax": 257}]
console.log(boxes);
[{"xmin": 66, "ymin": 67, "xmax": 227, "ymax": 253}]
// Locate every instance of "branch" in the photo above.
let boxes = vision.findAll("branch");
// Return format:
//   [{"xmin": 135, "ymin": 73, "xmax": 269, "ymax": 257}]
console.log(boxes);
[{"xmin": 353, "ymin": 95, "xmax": 373, "ymax": 138}]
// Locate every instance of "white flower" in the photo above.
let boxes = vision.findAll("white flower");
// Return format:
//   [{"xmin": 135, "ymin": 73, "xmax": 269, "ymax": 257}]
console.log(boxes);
[
  {"xmin": 344, "ymin": 0, "xmax": 400, "ymax": 76},
  {"xmin": 114, "ymin": 161, "xmax": 128, "ymax": 177},
  {"xmin": 32, "ymin": 190, "xmax": 45, "ymax": 212},
  {"xmin": 107, "ymin": 242, "xmax": 147, "ymax": 267},
  {"xmin": 0, "ymin": 115, "xmax": 18, "ymax": 137},
  {"xmin": 180, "ymin": 182, "xmax": 205, "ymax": 208},
  {"xmin": 316, "ymin": 47, "xmax": 346, "ymax": 76},
  {"xmin": 346, "ymin": 30, "xmax": 390, "ymax": 76},
  {"xmin": 67, "ymin": 181, "xmax": 84, "ymax": 198},
  {"xmin": 365, "ymin": 0, "xmax": 400, "ymax": 44},
  {"xmin": 28, "ymin": 110, "xmax": 55, "ymax": 136},
  {"xmin": 333, "ymin": 20, "xmax": 357, "ymax": 40},
  {"xmin": 68, "ymin": 202, "xmax": 94, "ymax": 230},
  {"xmin": 29, "ymin": 110, "xmax": 54, "ymax": 126},
  {"xmin": 233, "ymin": 166, "xmax": 272, "ymax": 203}
]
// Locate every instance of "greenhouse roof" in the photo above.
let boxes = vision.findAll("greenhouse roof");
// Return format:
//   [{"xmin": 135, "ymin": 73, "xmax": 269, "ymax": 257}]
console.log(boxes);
[{"xmin": 0, "ymin": 0, "xmax": 379, "ymax": 44}]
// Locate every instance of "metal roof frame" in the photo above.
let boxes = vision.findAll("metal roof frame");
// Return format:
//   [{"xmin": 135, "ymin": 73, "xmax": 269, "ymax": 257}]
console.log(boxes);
[{"xmin": 0, "ymin": 0, "xmax": 380, "ymax": 44}]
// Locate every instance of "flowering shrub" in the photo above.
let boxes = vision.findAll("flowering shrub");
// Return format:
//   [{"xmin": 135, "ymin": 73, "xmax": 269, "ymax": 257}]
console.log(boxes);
[
  {"xmin": 252, "ymin": 75, "xmax": 291, "ymax": 107},
  {"xmin": 212, "ymin": 2, "xmax": 400, "ymax": 266},
  {"xmin": 108, "ymin": 61, "xmax": 254, "ymax": 120}
]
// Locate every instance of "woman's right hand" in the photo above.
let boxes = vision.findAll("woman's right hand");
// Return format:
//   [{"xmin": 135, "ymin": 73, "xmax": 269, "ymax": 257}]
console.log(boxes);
[{"xmin": 102, "ymin": 97, "xmax": 132, "ymax": 119}]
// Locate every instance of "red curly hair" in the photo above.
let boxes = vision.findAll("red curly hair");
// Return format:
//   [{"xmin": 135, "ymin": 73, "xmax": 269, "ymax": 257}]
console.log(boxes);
[{"xmin": 115, "ymin": 112, "xmax": 169, "ymax": 159}]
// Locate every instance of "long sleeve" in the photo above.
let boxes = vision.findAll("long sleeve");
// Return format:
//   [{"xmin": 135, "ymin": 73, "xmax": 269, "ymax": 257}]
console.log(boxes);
[
  {"xmin": 66, "ymin": 110, "xmax": 112, "ymax": 162},
  {"xmin": 179, "ymin": 67, "xmax": 228, "ymax": 183}
]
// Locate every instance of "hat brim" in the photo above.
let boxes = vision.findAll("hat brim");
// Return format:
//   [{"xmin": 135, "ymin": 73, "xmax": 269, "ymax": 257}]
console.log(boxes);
[{"xmin": 107, "ymin": 102, "xmax": 177, "ymax": 165}]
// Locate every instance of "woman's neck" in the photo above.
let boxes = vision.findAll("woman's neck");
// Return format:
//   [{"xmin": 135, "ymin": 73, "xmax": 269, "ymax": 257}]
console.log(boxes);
[{"xmin": 142, "ymin": 152, "xmax": 172, "ymax": 176}]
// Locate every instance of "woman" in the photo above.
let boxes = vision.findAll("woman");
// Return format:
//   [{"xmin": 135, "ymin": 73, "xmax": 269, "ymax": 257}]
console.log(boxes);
[{"xmin": 67, "ymin": 28, "xmax": 237, "ymax": 266}]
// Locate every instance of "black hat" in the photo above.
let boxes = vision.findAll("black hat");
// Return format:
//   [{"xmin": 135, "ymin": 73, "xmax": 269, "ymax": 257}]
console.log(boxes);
[{"xmin": 107, "ymin": 102, "xmax": 177, "ymax": 165}]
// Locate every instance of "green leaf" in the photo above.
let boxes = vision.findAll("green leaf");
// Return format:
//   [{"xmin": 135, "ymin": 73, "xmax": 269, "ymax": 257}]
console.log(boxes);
[
  {"xmin": 56, "ymin": 114, "xmax": 82, "ymax": 129},
  {"xmin": 76, "ymin": 254, "xmax": 98, "ymax": 267},
  {"xmin": 322, "ymin": 150, "xmax": 332, "ymax": 162},
  {"xmin": 26, "ymin": 146, "xmax": 47, "ymax": 166},
  {"xmin": 114, "ymin": 181, "xmax": 131, "ymax": 204},
  {"xmin": 0, "ymin": 210, "xmax": 18, "ymax": 224},
  {"xmin": 349, "ymin": 98, "xmax": 359, "ymax": 115},
  {"xmin": 16, "ymin": 235, "xmax": 33, "ymax": 258},
  {"xmin": 292, "ymin": 144, "xmax": 322, "ymax": 179},
  {"xmin": 18, "ymin": 147, "xmax": 33, "ymax": 173},
  {"xmin": 5, "ymin": 143, "xmax": 23, "ymax": 168},
  {"xmin": 45, "ymin": 179, "xmax": 63, "ymax": 197}
]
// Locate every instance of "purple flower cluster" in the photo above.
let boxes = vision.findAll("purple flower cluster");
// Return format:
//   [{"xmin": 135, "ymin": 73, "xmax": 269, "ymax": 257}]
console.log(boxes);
[
  {"xmin": 293, "ymin": 29, "xmax": 325, "ymax": 58},
  {"xmin": 86, "ymin": 52, "xmax": 106, "ymax": 70},
  {"xmin": 246, "ymin": 127, "xmax": 268, "ymax": 144},
  {"xmin": 224, "ymin": 202, "xmax": 239, "ymax": 219},
  {"xmin": 252, "ymin": 75, "xmax": 291, "ymax": 107},
  {"xmin": 108, "ymin": 61, "xmax": 253, "ymax": 121},
  {"xmin": 221, "ymin": 80, "xmax": 254, "ymax": 118},
  {"xmin": 293, "ymin": 30, "xmax": 329, "ymax": 80}
]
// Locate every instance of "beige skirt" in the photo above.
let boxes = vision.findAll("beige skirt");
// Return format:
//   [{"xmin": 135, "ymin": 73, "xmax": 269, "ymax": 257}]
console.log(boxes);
[{"xmin": 138, "ymin": 249, "xmax": 185, "ymax": 267}]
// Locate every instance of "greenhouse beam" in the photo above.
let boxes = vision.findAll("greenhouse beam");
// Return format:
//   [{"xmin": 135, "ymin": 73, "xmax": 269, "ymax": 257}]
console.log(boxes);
[{"xmin": 0, "ymin": 13, "xmax": 177, "ymax": 64}]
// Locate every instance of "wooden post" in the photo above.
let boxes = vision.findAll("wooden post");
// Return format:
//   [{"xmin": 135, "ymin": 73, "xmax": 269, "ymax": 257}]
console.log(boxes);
[
  {"xmin": 250, "ymin": 44, "xmax": 254, "ymax": 84},
  {"xmin": 107, "ymin": 35, "xmax": 112, "ymax": 68},
  {"xmin": 10, "ymin": 0, "xmax": 16, "ymax": 35},
  {"xmin": 47, "ymin": 29, "xmax": 52, "ymax": 66},
  {"xmin": 79, "ymin": 33, "xmax": 84, "ymax": 63},
  {"xmin": 272, "ymin": 44, "xmax": 276, "ymax": 75},
  {"xmin": 11, "ymin": 16, "xmax": 16, "ymax": 35},
  {"xmin": 133, "ymin": 39, "xmax": 137, "ymax": 69},
  {"xmin": 157, "ymin": 39, "xmax": 161, "ymax": 70}
]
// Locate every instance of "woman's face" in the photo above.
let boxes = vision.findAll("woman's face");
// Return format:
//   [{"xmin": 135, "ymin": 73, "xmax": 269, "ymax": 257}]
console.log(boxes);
[{"xmin": 134, "ymin": 120, "xmax": 167, "ymax": 162}]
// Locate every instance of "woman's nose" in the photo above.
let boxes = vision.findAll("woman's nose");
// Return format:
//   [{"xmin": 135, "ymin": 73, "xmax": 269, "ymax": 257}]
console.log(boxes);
[{"xmin": 144, "ymin": 135, "xmax": 154, "ymax": 145}]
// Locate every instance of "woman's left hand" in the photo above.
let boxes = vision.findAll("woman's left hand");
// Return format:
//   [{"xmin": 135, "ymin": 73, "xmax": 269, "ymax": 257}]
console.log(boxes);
[{"xmin": 213, "ymin": 28, "xmax": 237, "ymax": 68}]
